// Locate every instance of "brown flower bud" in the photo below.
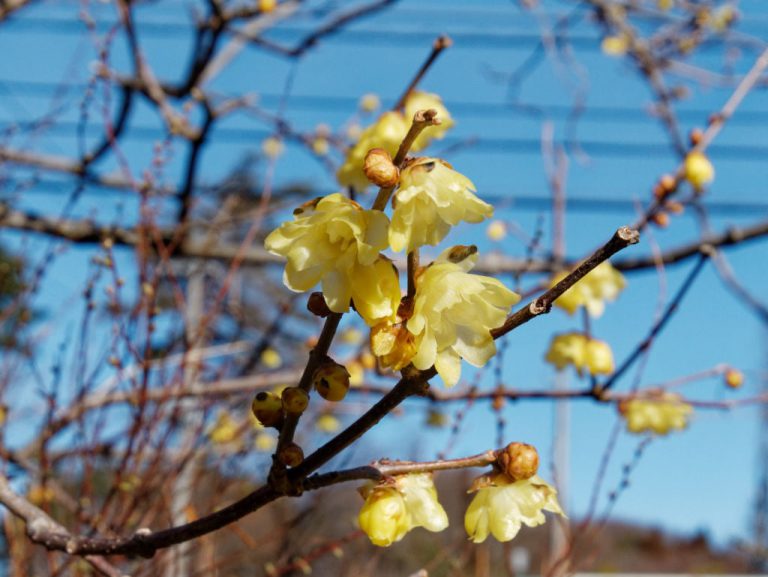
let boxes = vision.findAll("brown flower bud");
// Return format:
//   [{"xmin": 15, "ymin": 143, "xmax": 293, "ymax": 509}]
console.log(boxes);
[
  {"xmin": 497, "ymin": 442, "xmax": 539, "ymax": 481},
  {"xmin": 659, "ymin": 174, "xmax": 677, "ymax": 194},
  {"xmin": 651, "ymin": 211, "xmax": 670, "ymax": 228},
  {"xmin": 281, "ymin": 387, "xmax": 310, "ymax": 414},
  {"xmin": 278, "ymin": 442, "xmax": 304, "ymax": 467},
  {"xmin": 307, "ymin": 292, "xmax": 331, "ymax": 317},
  {"xmin": 363, "ymin": 148, "xmax": 400, "ymax": 188},
  {"xmin": 689, "ymin": 127, "xmax": 704, "ymax": 146},
  {"xmin": 665, "ymin": 201, "xmax": 684, "ymax": 215},
  {"xmin": 313, "ymin": 360, "xmax": 350, "ymax": 402}
]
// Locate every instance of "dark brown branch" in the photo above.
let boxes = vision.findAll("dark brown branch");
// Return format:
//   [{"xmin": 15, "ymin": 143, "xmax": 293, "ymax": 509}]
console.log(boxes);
[{"xmin": 491, "ymin": 226, "xmax": 640, "ymax": 338}]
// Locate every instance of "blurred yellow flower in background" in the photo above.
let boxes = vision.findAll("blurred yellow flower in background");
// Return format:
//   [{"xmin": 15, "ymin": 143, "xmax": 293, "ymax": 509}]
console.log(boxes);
[
  {"xmin": 552, "ymin": 262, "xmax": 626, "ymax": 317},
  {"xmin": 545, "ymin": 333, "xmax": 614, "ymax": 376},
  {"xmin": 403, "ymin": 91, "xmax": 454, "ymax": 151},
  {"xmin": 621, "ymin": 393, "xmax": 693, "ymax": 435},
  {"xmin": 337, "ymin": 112, "xmax": 408, "ymax": 192}
]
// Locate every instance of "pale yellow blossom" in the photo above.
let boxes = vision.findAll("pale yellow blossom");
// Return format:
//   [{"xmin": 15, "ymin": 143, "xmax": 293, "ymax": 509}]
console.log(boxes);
[
  {"xmin": 316, "ymin": 413, "xmax": 341, "ymax": 433},
  {"xmin": 261, "ymin": 136, "xmax": 284, "ymax": 158},
  {"xmin": 209, "ymin": 411, "xmax": 239, "ymax": 444},
  {"xmin": 260, "ymin": 347, "xmax": 282, "ymax": 369},
  {"xmin": 389, "ymin": 159, "xmax": 493, "ymax": 253},
  {"xmin": 403, "ymin": 91, "xmax": 454, "ymax": 151},
  {"xmin": 545, "ymin": 333, "xmax": 614, "ymax": 376},
  {"xmin": 359, "ymin": 93, "xmax": 381, "ymax": 113},
  {"xmin": 486, "ymin": 220, "xmax": 507, "ymax": 241},
  {"xmin": 264, "ymin": 193, "xmax": 400, "ymax": 325},
  {"xmin": 337, "ymin": 112, "xmax": 408, "ymax": 192},
  {"xmin": 465, "ymin": 474, "xmax": 565, "ymax": 543},
  {"xmin": 601, "ymin": 35, "xmax": 629, "ymax": 56},
  {"xmin": 684, "ymin": 151, "xmax": 715, "ymax": 191},
  {"xmin": 408, "ymin": 247, "xmax": 519, "ymax": 387},
  {"xmin": 621, "ymin": 393, "xmax": 693, "ymax": 435},
  {"xmin": 358, "ymin": 473, "xmax": 448, "ymax": 547},
  {"xmin": 552, "ymin": 262, "xmax": 626, "ymax": 317}
]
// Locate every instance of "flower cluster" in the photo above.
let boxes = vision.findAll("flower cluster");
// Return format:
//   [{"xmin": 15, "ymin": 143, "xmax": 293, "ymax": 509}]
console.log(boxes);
[
  {"xmin": 338, "ymin": 92, "xmax": 454, "ymax": 192},
  {"xmin": 358, "ymin": 473, "xmax": 448, "ymax": 546},
  {"xmin": 551, "ymin": 262, "xmax": 626, "ymax": 318},
  {"xmin": 619, "ymin": 393, "xmax": 693, "ymax": 435},
  {"xmin": 545, "ymin": 333, "xmax": 614, "ymax": 376},
  {"xmin": 266, "ymin": 102, "xmax": 519, "ymax": 387}
]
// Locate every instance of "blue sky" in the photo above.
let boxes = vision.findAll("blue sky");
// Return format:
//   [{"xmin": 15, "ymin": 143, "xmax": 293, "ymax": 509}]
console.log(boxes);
[{"xmin": 1, "ymin": 0, "xmax": 767, "ymax": 549}]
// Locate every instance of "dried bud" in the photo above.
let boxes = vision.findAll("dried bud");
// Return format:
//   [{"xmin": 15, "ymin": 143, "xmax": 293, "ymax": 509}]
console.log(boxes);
[
  {"xmin": 724, "ymin": 368, "xmax": 744, "ymax": 389},
  {"xmin": 278, "ymin": 442, "xmax": 305, "ymax": 467},
  {"xmin": 492, "ymin": 395, "xmax": 505, "ymax": 412},
  {"xmin": 659, "ymin": 173, "xmax": 677, "ymax": 196},
  {"xmin": 251, "ymin": 391, "xmax": 284, "ymax": 428},
  {"xmin": 497, "ymin": 442, "xmax": 539, "ymax": 481},
  {"xmin": 307, "ymin": 292, "xmax": 332, "ymax": 317},
  {"xmin": 689, "ymin": 127, "xmax": 704, "ymax": 146},
  {"xmin": 281, "ymin": 387, "xmax": 310, "ymax": 414},
  {"xmin": 363, "ymin": 148, "xmax": 400, "ymax": 188},
  {"xmin": 651, "ymin": 211, "xmax": 670, "ymax": 228},
  {"xmin": 665, "ymin": 201, "xmax": 684, "ymax": 215},
  {"xmin": 313, "ymin": 360, "xmax": 350, "ymax": 402}
]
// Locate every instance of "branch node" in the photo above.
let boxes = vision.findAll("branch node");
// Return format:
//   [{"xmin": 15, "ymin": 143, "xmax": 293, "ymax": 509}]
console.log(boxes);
[{"xmin": 617, "ymin": 226, "xmax": 640, "ymax": 245}]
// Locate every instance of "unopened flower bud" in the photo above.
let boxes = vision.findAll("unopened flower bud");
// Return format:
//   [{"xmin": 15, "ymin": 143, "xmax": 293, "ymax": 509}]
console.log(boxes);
[
  {"xmin": 307, "ymin": 292, "xmax": 332, "ymax": 317},
  {"xmin": 659, "ymin": 174, "xmax": 677, "ymax": 194},
  {"xmin": 251, "ymin": 391, "xmax": 284, "ymax": 428},
  {"xmin": 364, "ymin": 148, "xmax": 400, "ymax": 188},
  {"xmin": 313, "ymin": 360, "xmax": 350, "ymax": 402},
  {"xmin": 651, "ymin": 211, "xmax": 670, "ymax": 228},
  {"xmin": 497, "ymin": 442, "xmax": 539, "ymax": 481},
  {"xmin": 724, "ymin": 368, "xmax": 744, "ymax": 389},
  {"xmin": 689, "ymin": 128, "xmax": 704, "ymax": 146},
  {"xmin": 281, "ymin": 387, "xmax": 310, "ymax": 414},
  {"xmin": 278, "ymin": 442, "xmax": 304, "ymax": 467},
  {"xmin": 665, "ymin": 201, "xmax": 684, "ymax": 214}
]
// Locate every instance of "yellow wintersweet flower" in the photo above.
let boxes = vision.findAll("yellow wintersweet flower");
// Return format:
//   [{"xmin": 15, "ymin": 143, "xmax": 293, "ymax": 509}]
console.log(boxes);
[
  {"xmin": 465, "ymin": 474, "xmax": 565, "ymax": 543},
  {"xmin": 264, "ymin": 194, "xmax": 400, "ymax": 325},
  {"xmin": 403, "ymin": 91, "xmax": 454, "ymax": 151},
  {"xmin": 389, "ymin": 159, "xmax": 493, "ymax": 253},
  {"xmin": 260, "ymin": 347, "xmax": 282, "ymax": 369},
  {"xmin": 261, "ymin": 136, "xmax": 284, "ymax": 159},
  {"xmin": 601, "ymin": 35, "xmax": 629, "ymax": 56},
  {"xmin": 621, "ymin": 393, "xmax": 693, "ymax": 435},
  {"xmin": 359, "ymin": 93, "xmax": 381, "ymax": 113},
  {"xmin": 552, "ymin": 261, "xmax": 626, "ymax": 317},
  {"xmin": 409, "ymin": 247, "xmax": 519, "ymax": 387},
  {"xmin": 358, "ymin": 473, "xmax": 448, "ymax": 547},
  {"xmin": 337, "ymin": 111, "xmax": 408, "ymax": 192},
  {"xmin": 545, "ymin": 333, "xmax": 614, "ymax": 376},
  {"xmin": 370, "ymin": 321, "xmax": 421, "ymax": 371},
  {"xmin": 683, "ymin": 151, "xmax": 715, "ymax": 191},
  {"xmin": 209, "ymin": 411, "xmax": 239, "ymax": 444},
  {"xmin": 316, "ymin": 413, "xmax": 341, "ymax": 433}
]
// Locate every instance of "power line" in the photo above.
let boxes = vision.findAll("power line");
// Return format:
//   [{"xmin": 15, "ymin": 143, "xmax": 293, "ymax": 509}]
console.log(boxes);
[
  {"xmin": 1, "ymin": 79, "xmax": 767, "ymax": 126},
  {"xmin": 7, "ymin": 178, "xmax": 767, "ymax": 216},
  {"xmin": 1, "ymin": 120, "xmax": 766, "ymax": 160}
]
